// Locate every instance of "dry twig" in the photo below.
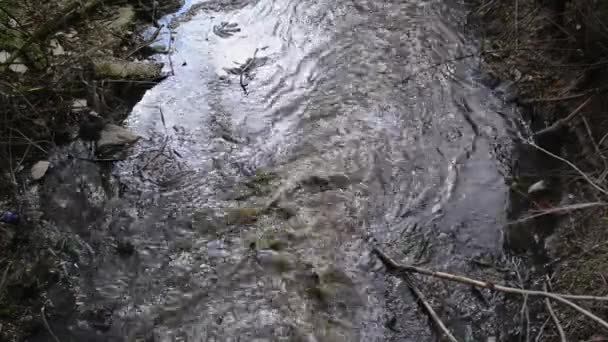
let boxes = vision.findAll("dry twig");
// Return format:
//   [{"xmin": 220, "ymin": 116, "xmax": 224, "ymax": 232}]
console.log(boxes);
[
  {"xmin": 508, "ymin": 202, "xmax": 608, "ymax": 225},
  {"xmin": 534, "ymin": 97, "xmax": 591, "ymax": 137},
  {"xmin": 544, "ymin": 281, "xmax": 567, "ymax": 342},
  {"xmin": 41, "ymin": 305, "xmax": 60, "ymax": 342},
  {"xmin": 403, "ymin": 276, "xmax": 459, "ymax": 342},
  {"xmin": 527, "ymin": 141, "xmax": 608, "ymax": 196},
  {"xmin": 372, "ymin": 248, "xmax": 608, "ymax": 330}
]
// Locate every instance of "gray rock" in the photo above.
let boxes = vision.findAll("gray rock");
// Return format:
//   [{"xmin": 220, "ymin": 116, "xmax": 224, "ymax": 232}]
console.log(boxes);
[
  {"xmin": 31, "ymin": 161, "xmax": 50, "ymax": 180},
  {"xmin": 96, "ymin": 124, "xmax": 140, "ymax": 158}
]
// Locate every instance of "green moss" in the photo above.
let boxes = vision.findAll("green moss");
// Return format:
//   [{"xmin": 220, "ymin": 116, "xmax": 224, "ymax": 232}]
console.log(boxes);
[
  {"xmin": 321, "ymin": 268, "xmax": 353, "ymax": 286},
  {"xmin": 0, "ymin": 301, "xmax": 17, "ymax": 318},
  {"xmin": 224, "ymin": 207, "xmax": 263, "ymax": 225},
  {"xmin": 305, "ymin": 285, "xmax": 332, "ymax": 304},
  {"xmin": 268, "ymin": 239, "xmax": 285, "ymax": 251},
  {"xmin": 272, "ymin": 256, "xmax": 292, "ymax": 273}
]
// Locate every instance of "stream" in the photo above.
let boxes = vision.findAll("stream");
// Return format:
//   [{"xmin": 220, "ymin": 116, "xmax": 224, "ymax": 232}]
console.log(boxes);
[{"xmin": 34, "ymin": 0, "xmax": 523, "ymax": 341}]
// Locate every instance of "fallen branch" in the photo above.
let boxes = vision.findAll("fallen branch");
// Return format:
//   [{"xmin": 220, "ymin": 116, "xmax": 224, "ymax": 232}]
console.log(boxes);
[
  {"xmin": 372, "ymin": 248, "xmax": 608, "ymax": 330},
  {"xmin": 403, "ymin": 275, "xmax": 459, "ymax": 342},
  {"xmin": 534, "ymin": 97, "xmax": 591, "ymax": 137},
  {"xmin": 544, "ymin": 281, "xmax": 567, "ymax": 342},
  {"xmin": 527, "ymin": 141, "xmax": 608, "ymax": 196}
]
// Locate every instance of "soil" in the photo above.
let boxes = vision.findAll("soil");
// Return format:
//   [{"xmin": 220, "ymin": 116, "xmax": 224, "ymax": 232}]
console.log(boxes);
[
  {"xmin": 0, "ymin": 0, "xmax": 181, "ymax": 340},
  {"xmin": 471, "ymin": 0, "xmax": 608, "ymax": 340}
]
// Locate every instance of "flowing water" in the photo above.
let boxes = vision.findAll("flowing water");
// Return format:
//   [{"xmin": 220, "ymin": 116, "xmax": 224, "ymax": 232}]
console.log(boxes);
[{"xmin": 35, "ymin": 0, "xmax": 523, "ymax": 340}]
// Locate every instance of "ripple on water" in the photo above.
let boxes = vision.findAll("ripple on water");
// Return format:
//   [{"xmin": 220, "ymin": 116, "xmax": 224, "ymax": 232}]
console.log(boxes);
[{"xmin": 40, "ymin": 0, "xmax": 520, "ymax": 341}]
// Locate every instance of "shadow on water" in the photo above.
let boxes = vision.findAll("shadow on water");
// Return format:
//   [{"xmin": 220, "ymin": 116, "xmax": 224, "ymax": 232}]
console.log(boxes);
[{"xmin": 32, "ymin": 0, "xmax": 534, "ymax": 341}]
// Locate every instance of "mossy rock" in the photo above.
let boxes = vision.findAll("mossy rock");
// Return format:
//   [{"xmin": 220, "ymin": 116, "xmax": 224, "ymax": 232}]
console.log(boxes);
[{"xmin": 93, "ymin": 58, "xmax": 163, "ymax": 80}]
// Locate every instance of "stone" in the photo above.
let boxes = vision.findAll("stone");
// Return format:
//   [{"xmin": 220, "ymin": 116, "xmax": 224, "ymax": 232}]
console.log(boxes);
[
  {"xmin": 72, "ymin": 99, "xmax": 88, "ymax": 112},
  {"xmin": 31, "ymin": 161, "xmax": 50, "ymax": 180},
  {"xmin": 527, "ymin": 180, "xmax": 548, "ymax": 194},
  {"xmin": 49, "ymin": 39, "xmax": 65, "ymax": 56},
  {"xmin": 96, "ymin": 124, "xmax": 140, "ymax": 157},
  {"xmin": 97, "ymin": 124, "xmax": 139, "ymax": 146}
]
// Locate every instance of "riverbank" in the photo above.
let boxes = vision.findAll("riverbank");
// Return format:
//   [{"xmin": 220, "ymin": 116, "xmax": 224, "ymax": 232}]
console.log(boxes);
[
  {"xmin": 0, "ymin": 0, "xmax": 181, "ymax": 339},
  {"xmin": 471, "ymin": 1, "xmax": 608, "ymax": 339}
]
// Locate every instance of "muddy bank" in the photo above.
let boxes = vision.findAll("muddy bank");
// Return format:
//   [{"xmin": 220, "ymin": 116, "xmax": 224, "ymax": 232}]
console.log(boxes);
[
  {"xmin": 0, "ymin": 0, "xmax": 181, "ymax": 340},
  {"xmin": 472, "ymin": 0, "xmax": 608, "ymax": 339}
]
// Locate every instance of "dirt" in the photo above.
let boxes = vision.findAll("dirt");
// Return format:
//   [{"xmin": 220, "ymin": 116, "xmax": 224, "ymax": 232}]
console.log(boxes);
[
  {"xmin": 0, "ymin": 0, "xmax": 181, "ymax": 340},
  {"xmin": 471, "ymin": 0, "xmax": 608, "ymax": 340}
]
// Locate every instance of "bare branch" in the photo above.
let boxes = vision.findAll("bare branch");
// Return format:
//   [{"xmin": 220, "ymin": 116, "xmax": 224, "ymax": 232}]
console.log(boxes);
[{"xmin": 527, "ymin": 141, "xmax": 608, "ymax": 196}]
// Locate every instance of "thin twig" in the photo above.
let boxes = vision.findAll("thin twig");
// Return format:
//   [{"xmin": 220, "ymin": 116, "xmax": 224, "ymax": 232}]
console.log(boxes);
[
  {"xmin": 527, "ymin": 141, "xmax": 608, "ymax": 196},
  {"xmin": 544, "ymin": 281, "xmax": 567, "ymax": 342},
  {"xmin": 404, "ymin": 276, "xmax": 459, "ymax": 342},
  {"xmin": 8, "ymin": 127, "xmax": 47, "ymax": 154},
  {"xmin": 534, "ymin": 97, "xmax": 591, "ymax": 137},
  {"xmin": 582, "ymin": 116, "xmax": 606, "ymax": 165},
  {"xmin": 522, "ymin": 92, "xmax": 589, "ymax": 104},
  {"xmin": 168, "ymin": 30, "xmax": 175, "ymax": 76},
  {"xmin": 41, "ymin": 305, "xmax": 60, "ymax": 342},
  {"xmin": 125, "ymin": 25, "xmax": 164, "ymax": 58},
  {"xmin": 508, "ymin": 202, "xmax": 608, "ymax": 225},
  {"xmin": 0, "ymin": 263, "xmax": 11, "ymax": 297},
  {"xmin": 372, "ymin": 248, "xmax": 608, "ymax": 330},
  {"xmin": 159, "ymin": 106, "xmax": 166, "ymax": 130},
  {"xmin": 534, "ymin": 318, "xmax": 551, "ymax": 342}
]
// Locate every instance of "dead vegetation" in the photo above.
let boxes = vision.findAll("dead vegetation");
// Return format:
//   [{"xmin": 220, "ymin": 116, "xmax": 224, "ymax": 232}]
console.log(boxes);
[
  {"xmin": 467, "ymin": 0, "xmax": 608, "ymax": 340},
  {"xmin": 0, "ymin": 0, "xmax": 181, "ymax": 340}
]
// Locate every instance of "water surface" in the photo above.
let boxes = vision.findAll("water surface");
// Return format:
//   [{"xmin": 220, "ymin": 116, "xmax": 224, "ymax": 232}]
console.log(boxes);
[{"xmin": 39, "ymin": 0, "xmax": 520, "ymax": 340}]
